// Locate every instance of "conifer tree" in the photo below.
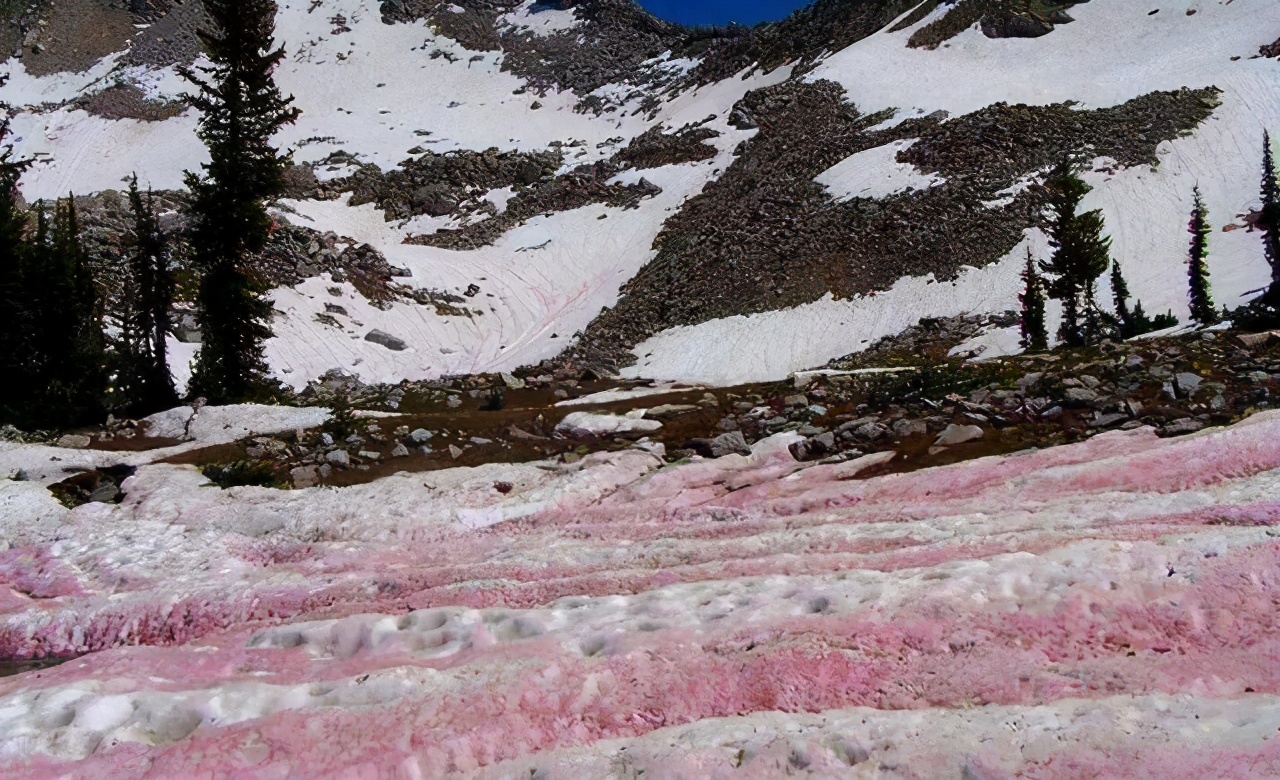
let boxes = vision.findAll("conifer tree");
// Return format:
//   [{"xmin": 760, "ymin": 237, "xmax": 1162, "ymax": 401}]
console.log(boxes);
[
  {"xmin": 0, "ymin": 99, "xmax": 34, "ymax": 424},
  {"xmin": 1261, "ymin": 130, "xmax": 1280, "ymax": 303},
  {"xmin": 22, "ymin": 197, "xmax": 107, "ymax": 427},
  {"xmin": 1040, "ymin": 160, "xmax": 1113, "ymax": 346},
  {"xmin": 181, "ymin": 0, "xmax": 300, "ymax": 403},
  {"xmin": 115, "ymin": 177, "xmax": 178, "ymax": 414},
  {"xmin": 1019, "ymin": 247, "xmax": 1048, "ymax": 351},
  {"xmin": 1111, "ymin": 260, "xmax": 1133, "ymax": 336},
  {"xmin": 1186, "ymin": 186, "xmax": 1217, "ymax": 326}
]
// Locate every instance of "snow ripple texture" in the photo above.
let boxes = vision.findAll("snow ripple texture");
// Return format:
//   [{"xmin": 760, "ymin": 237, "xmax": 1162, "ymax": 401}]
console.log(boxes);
[{"xmin": 3, "ymin": 410, "xmax": 1280, "ymax": 776}]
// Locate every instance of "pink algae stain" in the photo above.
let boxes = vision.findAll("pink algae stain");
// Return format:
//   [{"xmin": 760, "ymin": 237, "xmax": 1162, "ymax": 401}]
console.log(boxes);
[
  {"xmin": 9, "ymin": 540, "xmax": 1280, "ymax": 778},
  {"xmin": 0, "ymin": 549, "xmax": 86, "ymax": 600}
]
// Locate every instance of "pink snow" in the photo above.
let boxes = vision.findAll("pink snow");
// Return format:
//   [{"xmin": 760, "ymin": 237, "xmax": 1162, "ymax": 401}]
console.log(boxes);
[{"xmin": 2, "ymin": 414, "xmax": 1280, "ymax": 776}]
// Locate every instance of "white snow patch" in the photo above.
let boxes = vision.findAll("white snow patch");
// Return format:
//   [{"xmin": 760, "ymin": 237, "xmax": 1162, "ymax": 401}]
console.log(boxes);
[
  {"xmin": 555, "ymin": 384, "xmax": 703, "ymax": 407},
  {"xmin": 623, "ymin": 231, "xmax": 1055, "ymax": 385},
  {"xmin": 141, "ymin": 404, "xmax": 331, "ymax": 444},
  {"xmin": 815, "ymin": 138, "xmax": 943, "ymax": 201},
  {"xmin": 498, "ymin": 1, "xmax": 581, "ymax": 36},
  {"xmin": 556, "ymin": 410, "xmax": 662, "ymax": 436}
]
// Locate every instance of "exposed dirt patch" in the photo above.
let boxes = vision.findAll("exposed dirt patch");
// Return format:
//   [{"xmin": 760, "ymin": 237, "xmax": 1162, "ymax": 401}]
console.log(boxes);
[
  {"xmin": 17, "ymin": 0, "xmax": 136, "ymax": 77},
  {"xmin": 78, "ymin": 84, "xmax": 187, "ymax": 122}
]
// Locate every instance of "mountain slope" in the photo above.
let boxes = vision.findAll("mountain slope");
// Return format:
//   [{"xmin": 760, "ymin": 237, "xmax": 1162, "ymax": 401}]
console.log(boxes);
[{"xmin": 0, "ymin": 0, "xmax": 1277, "ymax": 389}]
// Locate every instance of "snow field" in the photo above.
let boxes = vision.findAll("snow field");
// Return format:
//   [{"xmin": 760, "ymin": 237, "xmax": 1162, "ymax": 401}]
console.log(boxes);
[{"xmin": 3, "ymin": 410, "xmax": 1280, "ymax": 775}]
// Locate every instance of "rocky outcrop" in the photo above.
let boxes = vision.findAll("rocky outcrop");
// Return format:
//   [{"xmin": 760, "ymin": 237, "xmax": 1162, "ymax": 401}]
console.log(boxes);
[{"xmin": 553, "ymin": 81, "xmax": 1218, "ymax": 375}]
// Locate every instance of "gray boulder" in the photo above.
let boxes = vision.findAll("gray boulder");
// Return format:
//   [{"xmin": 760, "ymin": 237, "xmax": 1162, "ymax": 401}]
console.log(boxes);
[
  {"xmin": 365, "ymin": 329, "xmax": 408, "ymax": 351},
  {"xmin": 708, "ymin": 431, "xmax": 751, "ymax": 458},
  {"xmin": 1175, "ymin": 372, "xmax": 1203, "ymax": 397}
]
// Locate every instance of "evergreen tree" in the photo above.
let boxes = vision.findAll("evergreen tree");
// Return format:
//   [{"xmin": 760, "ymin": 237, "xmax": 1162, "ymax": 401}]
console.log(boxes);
[
  {"xmin": 22, "ymin": 197, "xmax": 107, "ymax": 427},
  {"xmin": 1261, "ymin": 130, "xmax": 1280, "ymax": 303},
  {"xmin": 114, "ymin": 176, "xmax": 178, "ymax": 414},
  {"xmin": 1111, "ymin": 260, "xmax": 1133, "ymax": 337},
  {"xmin": 1110, "ymin": 260, "xmax": 1177, "ymax": 338},
  {"xmin": 1186, "ymin": 186, "xmax": 1218, "ymax": 326},
  {"xmin": 1040, "ymin": 160, "xmax": 1113, "ymax": 346},
  {"xmin": 0, "ymin": 99, "xmax": 34, "ymax": 424},
  {"xmin": 181, "ymin": 0, "xmax": 300, "ymax": 403},
  {"xmin": 1019, "ymin": 247, "xmax": 1048, "ymax": 351}
]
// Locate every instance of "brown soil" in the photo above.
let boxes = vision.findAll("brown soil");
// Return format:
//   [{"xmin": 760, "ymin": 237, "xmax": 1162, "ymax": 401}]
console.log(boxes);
[{"xmin": 20, "ymin": 0, "xmax": 135, "ymax": 77}]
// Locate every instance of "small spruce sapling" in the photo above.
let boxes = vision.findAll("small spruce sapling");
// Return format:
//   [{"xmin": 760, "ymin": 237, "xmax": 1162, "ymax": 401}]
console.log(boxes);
[{"xmin": 1019, "ymin": 247, "xmax": 1048, "ymax": 351}]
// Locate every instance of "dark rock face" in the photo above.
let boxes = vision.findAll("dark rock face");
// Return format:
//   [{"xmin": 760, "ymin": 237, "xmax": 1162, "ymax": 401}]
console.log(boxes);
[
  {"xmin": 341, "ymin": 148, "xmax": 564, "ymax": 223},
  {"xmin": 907, "ymin": 0, "xmax": 1089, "ymax": 50}
]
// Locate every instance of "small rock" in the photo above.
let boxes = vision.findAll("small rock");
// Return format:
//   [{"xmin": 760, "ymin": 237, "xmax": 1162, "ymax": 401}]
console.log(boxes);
[
  {"xmin": 891, "ymin": 419, "xmax": 928, "ymax": 438},
  {"xmin": 448, "ymin": 444, "xmax": 464, "ymax": 460},
  {"xmin": 645, "ymin": 404, "xmax": 699, "ymax": 420},
  {"xmin": 1064, "ymin": 387, "xmax": 1098, "ymax": 405},
  {"xmin": 500, "ymin": 372, "xmax": 526, "ymax": 389},
  {"xmin": 1090, "ymin": 412, "xmax": 1128, "ymax": 429},
  {"xmin": 56, "ymin": 434, "xmax": 91, "ymax": 449},
  {"xmin": 290, "ymin": 466, "xmax": 320, "ymax": 488},
  {"xmin": 391, "ymin": 443, "xmax": 410, "ymax": 458},
  {"xmin": 326, "ymin": 450, "xmax": 350, "ymax": 467},
  {"xmin": 88, "ymin": 482, "xmax": 120, "ymax": 503},
  {"xmin": 1236, "ymin": 331, "xmax": 1280, "ymax": 348},
  {"xmin": 365, "ymin": 329, "xmax": 408, "ymax": 351},
  {"xmin": 708, "ymin": 430, "xmax": 751, "ymax": 458},
  {"xmin": 934, "ymin": 424, "xmax": 984, "ymax": 447},
  {"xmin": 784, "ymin": 394, "xmax": 809, "ymax": 408},
  {"xmin": 358, "ymin": 450, "xmax": 381, "ymax": 461},
  {"xmin": 1160, "ymin": 418, "xmax": 1206, "ymax": 437},
  {"xmin": 320, "ymin": 432, "xmax": 335, "ymax": 447},
  {"xmin": 811, "ymin": 431, "xmax": 836, "ymax": 451},
  {"xmin": 1175, "ymin": 372, "xmax": 1203, "ymax": 397},
  {"xmin": 409, "ymin": 428, "xmax": 434, "ymax": 443},
  {"xmin": 853, "ymin": 422, "xmax": 887, "ymax": 441}
]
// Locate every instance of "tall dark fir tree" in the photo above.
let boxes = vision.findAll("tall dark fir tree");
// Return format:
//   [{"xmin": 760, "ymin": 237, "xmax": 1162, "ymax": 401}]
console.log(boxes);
[
  {"xmin": 1260, "ymin": 130, "xmax": 1280, "ymax": 304},
  {"xmin": 115, "ymin": 176, "xmax": 179, "ymax": 414},
  {"xmin": 0, "ymin": 99, "xmax": 34, "ymax": 423},
  {"xmin": 1019, "ymin": 247, "xmax": 1048, "ymax": 352},
  {"xmin": 1110, "ymin": 260, "xmax": 1133, "ymax": 337},
  {"xmin": 23, "ymin": 196, "xmax": 108, "ymax": 427},
  {"xmin": 181, "ymin": 0, "xmax": 300, "ymax": 403},
  {"xmin": 1186, "ymin": 186, "xmax": 1217, "ymax": 326}
]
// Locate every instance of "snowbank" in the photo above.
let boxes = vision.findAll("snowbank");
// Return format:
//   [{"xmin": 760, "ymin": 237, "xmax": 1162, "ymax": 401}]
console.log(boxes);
[{"xmin": 3, "ymin": 411, "xmax": 1280, "ymax": 775}]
